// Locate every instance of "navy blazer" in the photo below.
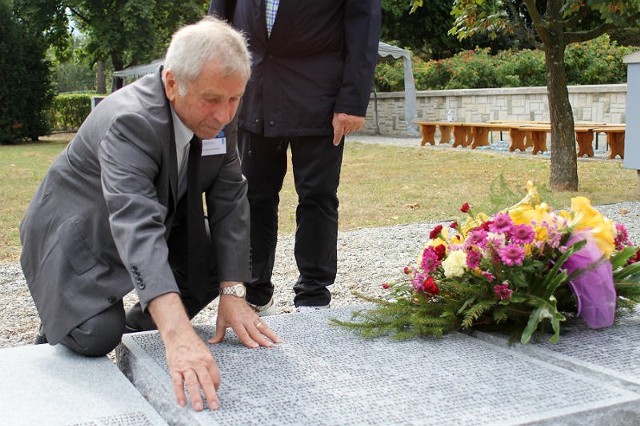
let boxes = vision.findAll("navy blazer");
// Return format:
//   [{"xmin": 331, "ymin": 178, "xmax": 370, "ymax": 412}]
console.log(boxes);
[{"xmin": 209, "ymin": 0, "xmax": 381, "ymax": 137}]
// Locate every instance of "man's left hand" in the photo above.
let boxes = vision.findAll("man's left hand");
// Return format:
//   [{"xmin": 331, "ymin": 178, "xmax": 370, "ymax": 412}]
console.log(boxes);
[
  {"xmin": 208, "ymin": 294, "xmax": 282, "ymax": 348},
  {"xmin": 332, "ymin": 112, "xmax": 365, "ymax": 145}
]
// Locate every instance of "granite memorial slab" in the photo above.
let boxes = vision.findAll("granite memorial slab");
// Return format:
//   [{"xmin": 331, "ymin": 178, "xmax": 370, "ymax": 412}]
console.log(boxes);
[
  {"xmin": 0, "ymin": 344, "xmax": 167, "ymax": 426},
  {"xmin": 117, "ymin": 307, "xmax": 640, "ymax": 425},
  {"xmin": 474, "ymin": 306, "xmax": 640, "ymax": 394}
]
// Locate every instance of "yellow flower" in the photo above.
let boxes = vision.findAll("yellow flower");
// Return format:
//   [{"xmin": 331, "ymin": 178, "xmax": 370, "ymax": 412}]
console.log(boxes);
[
  {"xmin": 442, "ymin": 250, "xmax": 467, "ymax": 278},
  {"xmin": 460, "ymin": 212, "xmax": 489, "ymax": 237},
  {"xmin": 569, "ymin": 197, "xmax": 615, "ymax": 258}
]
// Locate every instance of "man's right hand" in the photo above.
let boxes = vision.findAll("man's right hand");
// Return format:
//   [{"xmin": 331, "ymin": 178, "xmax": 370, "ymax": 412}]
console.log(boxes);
[{"xmin": 148, "ymin": 292, "xmax": 221, "ymax": 411}]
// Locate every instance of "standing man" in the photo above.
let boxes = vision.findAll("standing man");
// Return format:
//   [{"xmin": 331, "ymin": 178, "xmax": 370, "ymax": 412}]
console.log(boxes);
[
  {"xmin": 208, "ymin": 1, "xmax": 381, "ymax": 312},
  {"xmin": 20, "ymin": 17, "xmax": 280, "ymax": 411}
]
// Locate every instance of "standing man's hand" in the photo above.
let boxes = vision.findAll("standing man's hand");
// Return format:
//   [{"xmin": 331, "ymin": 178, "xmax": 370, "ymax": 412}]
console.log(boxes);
[
  {"xmin": 148, "ymin": 293, "xmax": 221, "ymax": 411},
  {"xmin": 332, "ymin": 112, "xmax": 365, "ymax": 145},
  {"xmin": 209, "ymin": 282, "xmax": 282, "ymax": 347}
]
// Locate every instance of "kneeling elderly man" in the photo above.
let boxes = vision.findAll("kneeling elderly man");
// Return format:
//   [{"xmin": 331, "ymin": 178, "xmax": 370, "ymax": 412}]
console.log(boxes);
[{"xmin": 19, "ymin": 17, "xmax": 280, "ymax": 411}]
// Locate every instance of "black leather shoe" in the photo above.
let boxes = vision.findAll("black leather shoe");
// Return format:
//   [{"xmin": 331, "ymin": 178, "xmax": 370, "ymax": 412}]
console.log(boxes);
[
  {"xmin": 33, "ymin": 325, "xmax": 48, "ymax": 345},
  {"xmin": 124, "ymin": 303, "xmax": 157, "ymax": 333}
]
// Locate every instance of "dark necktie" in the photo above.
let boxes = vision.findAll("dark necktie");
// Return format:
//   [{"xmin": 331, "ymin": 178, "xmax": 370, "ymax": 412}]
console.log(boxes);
[{"xmin": 186, "ymin": 136, "xmax": 208, "ymax": 300}]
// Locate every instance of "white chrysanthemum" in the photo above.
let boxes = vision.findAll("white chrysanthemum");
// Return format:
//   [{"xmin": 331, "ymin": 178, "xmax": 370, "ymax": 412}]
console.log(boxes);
[{"xmin": 442, "ymin": 250, "xmax": 467, "ymax": 278}]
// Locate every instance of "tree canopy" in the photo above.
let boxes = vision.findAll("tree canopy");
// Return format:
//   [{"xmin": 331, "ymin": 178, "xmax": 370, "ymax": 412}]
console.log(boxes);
[
  {"xmin": 411, "ymin": 0, "xmax": 640, "ymax": 191},
  {"xmin": 13, "ymin": 0, "xmax": 208, "ymax": 72}
]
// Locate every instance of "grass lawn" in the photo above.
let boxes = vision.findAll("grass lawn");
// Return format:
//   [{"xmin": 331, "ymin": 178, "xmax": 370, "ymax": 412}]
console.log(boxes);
[{"xmin": 1, "ymin": 133, "xmax": 637, "ymax": 261}]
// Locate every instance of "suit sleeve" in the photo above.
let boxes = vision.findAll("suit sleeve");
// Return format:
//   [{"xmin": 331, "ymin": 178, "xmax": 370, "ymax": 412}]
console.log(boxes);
[
  {"xmin": 334, "ymin": 0, "xmax": 381, "ymax": 117},
  {"xmin": 204, "ymin": 132, "xmax": 251, "ymax": 284},
  {"xmin": 99, "ymin": 112, "xmax": 179, "ymax": 311},
  {"xmin": 208, "ymin": 0, "xmax": 236, "ymax": 22}
]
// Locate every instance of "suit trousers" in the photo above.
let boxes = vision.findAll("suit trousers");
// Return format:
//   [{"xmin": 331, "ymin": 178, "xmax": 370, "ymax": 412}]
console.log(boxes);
[
  {"xmin": 239, "ymin": 130, "xmax": 344, "ymax": 307},
  {"xmin": 59, "ymin": 198, "xmax": 220, "ymax": 357}
]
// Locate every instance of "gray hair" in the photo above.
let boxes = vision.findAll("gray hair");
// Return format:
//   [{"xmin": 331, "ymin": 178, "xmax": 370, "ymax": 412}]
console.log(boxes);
[{"xmin": 163, "ymin": 16, "xmax": 251, "ymax": 95}]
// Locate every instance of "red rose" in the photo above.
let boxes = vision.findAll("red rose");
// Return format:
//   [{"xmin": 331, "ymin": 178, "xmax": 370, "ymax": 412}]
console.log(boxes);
[
  {"xmin": 450, "ymin": 221, "xmax": 458, "ymax": 229},
  {"xmin": 423, "ymin": 276, "xmax": 440, "ymax": 295},
  {"xmin": 429, "ymin": 225, "xmax": 443, "ymax": 239},
  {"xmin": 460, "ymin": 202, "xmax": 470, "ymax": 213},
  {"xmin": 434, "ymin": 244, "xmax": 446, "ymax": 260}
]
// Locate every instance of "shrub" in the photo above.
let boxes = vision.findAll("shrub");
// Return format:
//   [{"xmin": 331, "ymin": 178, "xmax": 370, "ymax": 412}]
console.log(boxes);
[
  {"xmin": 494, "ymin": 49, "xmax": 546, "ymax": 87},
  {"xmin": 414, "ymin": 59, "xmax": 453, "ymax": 90},
  {"xmin": 565, "ymin": 35, "xmax": 634, "ymax": 85},
  {"xmin": 0, "ymin": 2, "xmax": 55, "ymax": 144},
  {"xmin": 444, "ymin": 49, "xmax": 500, "ymax": 89},
  {"xmin": 374, "ymin": 60, "xmax": 404, "ymax": 92},
  {"xmin": 374, "ymin": 36, "xmax": 636, "ymax": 92},
  {"xmin": 47, "ymin": 93, "xmax": 93, "ymax": 131}
]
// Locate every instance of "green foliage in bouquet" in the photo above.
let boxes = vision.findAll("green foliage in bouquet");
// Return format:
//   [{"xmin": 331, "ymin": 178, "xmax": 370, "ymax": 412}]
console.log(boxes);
[{"xmin": 334, "ymin": 182, "xmax": 640, "ymax": 344}]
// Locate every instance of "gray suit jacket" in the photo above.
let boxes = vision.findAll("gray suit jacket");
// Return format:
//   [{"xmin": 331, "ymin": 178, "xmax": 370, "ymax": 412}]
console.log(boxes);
[{"xmin": 20, "ymin": 69, "xmax": 251, "ymax": 344}]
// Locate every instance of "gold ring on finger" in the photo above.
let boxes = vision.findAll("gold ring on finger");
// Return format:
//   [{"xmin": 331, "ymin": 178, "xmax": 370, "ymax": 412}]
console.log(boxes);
[{"xmin": 255, "ymin": 321, "xmax": 263, "ymax": 328}]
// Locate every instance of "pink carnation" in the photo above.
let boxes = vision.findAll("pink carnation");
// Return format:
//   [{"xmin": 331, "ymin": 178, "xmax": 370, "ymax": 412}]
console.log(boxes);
[
  {"xmin": 411, "ymin": 272, "xmax": 427, "ymax": 293},
  {"xmin": 466, "ymin": 249, "xmax": 483, "ymax": 269},
  {"xmin": 481, "ymin": 271, "xmax": 496, "ymax": 282},
  {"xmin": 494, "ymin": 282, "xmax": 513, "ymax": 300},
  {"xmin": 499, "ymin": 244, "xmax": 525, "ymax": 266},
  {"xmin": 465, "ymin": 228, "xmax": 488, "ymax": 250},
  {"xmin": 615, "ymin": 223, "xmax": 631, "ymax": 250},
  {"xmin": 489, "ymin": 212, "xmax": 513, "ymax": 234},
  {"xmin": 508, "ymin": 224, "xmax": 535, "ymax": 244},
  {"xmin": 421, "ymin": 247, "xmax": 442, "ymax": 273}
]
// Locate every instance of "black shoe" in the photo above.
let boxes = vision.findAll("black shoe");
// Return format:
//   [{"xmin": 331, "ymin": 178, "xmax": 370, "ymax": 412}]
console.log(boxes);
[
  {"xmin": 33, "ymin": 324, "xmax": 48, "ymax": 345},
  {"xmin": 124, "ymin": 303, "xmax": 157, "ymax": 333}
]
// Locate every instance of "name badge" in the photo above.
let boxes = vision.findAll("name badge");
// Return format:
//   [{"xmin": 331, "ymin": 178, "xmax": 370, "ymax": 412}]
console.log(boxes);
[{"xmin": 202, "ymin": 131, "xmax": 227, "ymax": 156}]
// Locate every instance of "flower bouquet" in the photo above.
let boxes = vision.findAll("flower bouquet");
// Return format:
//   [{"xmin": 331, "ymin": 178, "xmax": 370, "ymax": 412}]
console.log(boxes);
[{"xmin": 335, "ymin": 182, "xmax": 640, "ymax": 344}]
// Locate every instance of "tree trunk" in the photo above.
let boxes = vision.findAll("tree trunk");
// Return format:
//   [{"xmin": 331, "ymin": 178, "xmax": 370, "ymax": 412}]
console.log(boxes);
[
  {"xmin": 111, "ymin": 54, "xmax": 125, "ymax": 91},
  {"xmin": 96, "ymin": 60, "xmax": 106, "ymax": 94},
  {"xmin": 525, "ymin": 0, "xmax": 579, "ymax": 192},
  {"xmin": 543, "ymin": 40, "xmax": 579, "ymax": 191}
]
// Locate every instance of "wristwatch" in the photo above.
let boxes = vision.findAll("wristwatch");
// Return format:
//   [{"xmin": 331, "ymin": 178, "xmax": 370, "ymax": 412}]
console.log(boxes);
[{"xmin": 219, "ymin": 283, "xmax": 246, "ymax": 299}]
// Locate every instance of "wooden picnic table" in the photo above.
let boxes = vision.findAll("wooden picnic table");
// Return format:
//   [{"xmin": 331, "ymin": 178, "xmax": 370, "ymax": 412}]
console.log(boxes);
[{"xmin": 416, "ymin": 120, "xmax": 625, "ymax": 158}]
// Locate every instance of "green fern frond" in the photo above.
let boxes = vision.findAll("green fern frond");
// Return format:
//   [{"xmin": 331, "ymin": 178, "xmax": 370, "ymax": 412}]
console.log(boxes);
[{"xmin": 461, "ymin": 299, "xmax": 496, "ymax": 328}]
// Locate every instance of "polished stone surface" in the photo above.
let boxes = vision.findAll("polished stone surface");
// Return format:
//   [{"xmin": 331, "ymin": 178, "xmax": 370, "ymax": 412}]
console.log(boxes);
[
  {"xmin": 118, "ymin": 307, "xmax": 640, "ymax": 425},
  {"xmin": 0, "ymin": 344, "xmax": 167, "ymax": 426},
  {"xmin": 475, "ymin": 306, "xmax": 640, "ymax": 394}
]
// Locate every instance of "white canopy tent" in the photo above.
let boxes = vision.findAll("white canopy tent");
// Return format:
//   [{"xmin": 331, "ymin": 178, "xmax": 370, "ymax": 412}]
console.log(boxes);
[
  {"xmin": 112, "ymin": 42, "xmax": 418, "ymax": 135},
  {"xmin": 376, "ymin": 41, "xmax": 418, "ymax": 135}
]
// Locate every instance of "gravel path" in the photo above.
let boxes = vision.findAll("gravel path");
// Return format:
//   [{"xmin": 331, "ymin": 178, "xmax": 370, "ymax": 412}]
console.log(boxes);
[
  {"xmin": 2, "ymin": 136, "xmax": 638, "ymax": 349},
  {"xmin": 2, "ymin": 201, "xmax": 639, "ymax": 349}
]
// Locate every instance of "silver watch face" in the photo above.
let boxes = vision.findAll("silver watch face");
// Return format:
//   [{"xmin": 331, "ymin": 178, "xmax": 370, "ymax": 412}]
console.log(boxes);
[
  {"xmin": 222, "ymin": 284, "xmax": 246, "ymax": 298},
  {"xmin": 235, "ymin": 285, "xmax": 246, "ymax": 298}
]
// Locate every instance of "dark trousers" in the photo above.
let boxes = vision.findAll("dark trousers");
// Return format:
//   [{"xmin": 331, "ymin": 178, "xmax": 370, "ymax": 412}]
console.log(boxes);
[
  {"xmin": 59, "ymin": 199, "xmax": 220, "ymax": 357},
  {"xmin": 239, "ymin": 130, "xmax": 344, "ymax": 307}
]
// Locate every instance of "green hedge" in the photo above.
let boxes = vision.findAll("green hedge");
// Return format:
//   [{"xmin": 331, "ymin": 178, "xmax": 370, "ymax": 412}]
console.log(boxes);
[
  {"xmin": 376, "ymin": 35, "xmax": 637, "ymax": 92},
  {"xmin": 0, "ymin": 2, "xmax": 54, "ymax": 144},
  {"xmin": 47, "ymin": 93, "xmax": 94, "ymax": 132}
]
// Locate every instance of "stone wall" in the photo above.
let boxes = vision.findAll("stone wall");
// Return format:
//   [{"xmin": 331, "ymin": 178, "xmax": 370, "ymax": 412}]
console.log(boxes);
[{"xmin": 362, "ymin": 84, "xmax": 627, "ymax": 136}]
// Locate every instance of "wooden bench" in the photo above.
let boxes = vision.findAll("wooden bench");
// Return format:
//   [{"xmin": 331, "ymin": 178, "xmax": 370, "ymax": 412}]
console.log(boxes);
[
  {"xmin": 592, "ymin": 125, "xmax": 626, "ymax": 159},
  {"xmin": 416, "ymin": 120, "xmax": 625, "ymax": 158},
  {"xmin": 418, "ymin": 121, "xmax": 512, "ymax": 149},
  {"xmin": 505, "ymin": 123, "xmax": 601, "ymax": 156}
]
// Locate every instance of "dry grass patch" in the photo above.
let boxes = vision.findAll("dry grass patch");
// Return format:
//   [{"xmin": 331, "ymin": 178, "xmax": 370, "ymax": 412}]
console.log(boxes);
[
  {"xmin": 278, "ymin": 142, "xmax": 637, "ymax": 233},
  {"xmin": 1, "ymin": 135, "xmax": 637, "ymax": 261}
]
